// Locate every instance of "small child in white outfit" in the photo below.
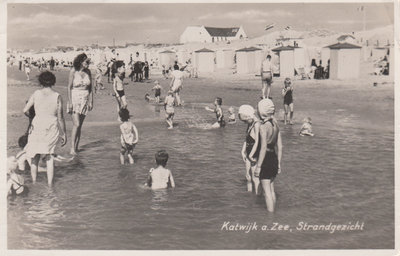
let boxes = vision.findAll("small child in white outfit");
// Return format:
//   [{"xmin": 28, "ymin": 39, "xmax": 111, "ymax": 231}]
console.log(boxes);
[
  {"xmin": 146, "ymin": 150, "xmax": 175, "ymax": 190},
  {"xmin": 119, "ymin": 108, "xmax": 139, "ymax": 164},
  {"xmin": 299, "ymin": 117, "xmax": 314, "ymax": 136}
]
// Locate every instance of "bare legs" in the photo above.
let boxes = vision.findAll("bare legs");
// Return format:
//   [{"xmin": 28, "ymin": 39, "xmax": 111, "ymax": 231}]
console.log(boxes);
[
  {"xmin": 71, "ymin": 113, "xmax": 86, "ymax": 155},
  {"xmin": 262, "ymin": 81, "xmax": 272, "ymax": 99},
  {"xmin": 30, "ymin": 154, "xmax": 54, "ymax": 186},
  {"xmin": 245, "ymin": 160, "xmax": 260, "ymax": 194},
  {"xmin": 284, "ymin": 104, "xmax": 294, "ymax": 125},
  {"xmin": 261, "ymin": 179, "xmax": 276, "ymax": 212}
]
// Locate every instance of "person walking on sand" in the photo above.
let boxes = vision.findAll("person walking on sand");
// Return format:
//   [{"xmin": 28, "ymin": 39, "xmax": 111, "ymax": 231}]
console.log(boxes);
[
  {"xmin": 67, "ymin": 53, "xmax": 93, "ymax": 155},
  {"xmin": 23, "ymin": 71, "xmax": 67, "ymax": 186},
  {"xmin": 261, "ymin": 55, "xmax": 273, "ymax": 99},
  {"xmin": 255, "ymin": 99, "xmax": 282, "ymax": 212}
]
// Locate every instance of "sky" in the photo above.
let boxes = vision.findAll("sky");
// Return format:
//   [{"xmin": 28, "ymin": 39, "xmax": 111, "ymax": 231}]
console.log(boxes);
[{"xmin": 7, "ymin": 2, "xmax": 394, "ymax": 50}]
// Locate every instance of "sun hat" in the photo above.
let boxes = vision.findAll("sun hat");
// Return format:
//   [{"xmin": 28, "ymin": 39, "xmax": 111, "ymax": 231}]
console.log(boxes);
[{"xmin": 257, "ymin": 99, "xmax": 275, "ymax": 119}]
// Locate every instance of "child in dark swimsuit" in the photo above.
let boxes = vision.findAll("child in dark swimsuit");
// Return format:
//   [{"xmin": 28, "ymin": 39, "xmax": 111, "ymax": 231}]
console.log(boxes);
[
  {"xmin": 256, "ymin": 99, "xmax": 282, "ymax": 213},
  {"xmin": 281, "ymin": 77, "xmax": 294, "ymax": 125},
  {"xmin": 239, "ymin": 105, "xmax": 261, "ymax": 194},
  {"xmin": 205, "ymin": 97, "xmax": 225, "ymax": 128},
  {"xmin": 152, "ymin": 80, "xmax": 162, "ymax": 103}
]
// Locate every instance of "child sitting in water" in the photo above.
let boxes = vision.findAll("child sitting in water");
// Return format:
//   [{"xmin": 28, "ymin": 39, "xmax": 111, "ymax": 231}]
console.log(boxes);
[
  {"xmin": 205, "ymin": 97, "xmax": 225, "ymax": 128},
  {"xmin": 164, "ymin": 91, "xmax": 175, "ymax": 129},
  {"xmin": 119, "ymin": 108, "xmax": 139, "ymax": 164},
  {"xmin": 299, "ymin": 117, "xmax": 314, "ymax": 136},
  {"xmin": 7, "ymin": 156, "xmax": 28, "ymax": 196},
  {"xmin": 228, "ymin": 106, "xmax": 236, "ymax": 124},
  {"xmin": 146, "ymin": 150, "xmax": 175, "ymax": 190}
]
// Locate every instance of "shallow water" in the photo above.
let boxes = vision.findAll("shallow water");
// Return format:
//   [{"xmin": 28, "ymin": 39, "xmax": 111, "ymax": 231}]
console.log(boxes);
[{"xmin": 7, "ymin": 68, "xmax": 394, "ymax": 249}]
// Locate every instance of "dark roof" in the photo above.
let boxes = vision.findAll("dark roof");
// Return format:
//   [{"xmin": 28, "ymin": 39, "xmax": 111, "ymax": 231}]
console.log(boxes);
[
  {"xmin": 337, "ymin": 34, "xmax": 356, "ymax": 41},
  {"xmin": 204, "ymin": 27, "xmax": 240, "ymax": 37},
  {"xmin": 236, "ymin": 47, "xmax": 262, "ymax": 52},
  {"xmin": 271, "ymin": 46, "xmax": 296, "ymax": 52},
  {"xmin": 194, "ymin": 48, "xmax": 214, "ymax": 53},
  {"xmin": 327, "ymin": 42, "xmax": 361, "ymax": 49},
  {"xmin": 159, "ymin": 50, "xmax": 175, "ymax": 54}
]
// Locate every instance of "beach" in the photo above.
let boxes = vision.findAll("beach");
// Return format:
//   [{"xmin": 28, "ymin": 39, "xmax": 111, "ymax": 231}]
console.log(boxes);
[{"xmin": 6, "ymin": 64, "xmax": 394, "ymax": 249}]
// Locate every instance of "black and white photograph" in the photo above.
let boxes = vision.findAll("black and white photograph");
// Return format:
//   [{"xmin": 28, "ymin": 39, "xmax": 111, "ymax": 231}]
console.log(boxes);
[{"xmin": 1, "ymin": 0, "xmax": 398, "ymax": 254}]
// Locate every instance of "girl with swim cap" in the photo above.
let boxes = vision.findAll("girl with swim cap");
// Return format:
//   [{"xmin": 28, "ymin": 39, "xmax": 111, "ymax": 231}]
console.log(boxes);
[
  {"xmin": 239, "ymin": 105, "xmax": 261, "ymax": 194},
  {"xmin": 256, "ymin": 99, "xmax": 283, "ymax": 212}
]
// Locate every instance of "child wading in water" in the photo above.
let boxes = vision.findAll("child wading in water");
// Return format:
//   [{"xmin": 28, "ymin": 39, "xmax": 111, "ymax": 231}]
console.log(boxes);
[
  {"xmin": 146, "ymin": 150, "xmax": 175, "ymax": 190},
  {"xmin": 228, "ymin": 106, "xmax": 236, "ymax": 124},
  {"xmin": 239, "ymin": 105, "xmax": 261, "ymax": 194},
  {"xmin": 164, "ymin": 91, "xmax": 175, "ymax": 129},
  {"xmin": 282, "ymin": 77, "xmax": 294, "ymax": 125},
  {"xmin": 152, "ymin": 80, "xmax": 162, "ymax": 103},
  {"xmin": 299, "ymin": 117, "xmax": 314, "ymax": 136},
  {"xmin": 205, "ymin": 97, "xmax": 225, "ymax": 128},
  {"xmin": 113, "ymin": 61, "xmax": 127, "ymax": 118},
  {"xmin": 119, "ymin": 108, "xmax": 139, "ymax": 164}
]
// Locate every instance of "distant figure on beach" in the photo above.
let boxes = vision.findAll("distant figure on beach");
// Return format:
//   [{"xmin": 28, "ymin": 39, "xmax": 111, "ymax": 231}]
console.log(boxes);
[
  {"xmin": 67, "ymin": 53, "xmax": 93, "ymax": 155},
  {"xmin": 152, "ymin": 80, "xmax": 162, "ymax": 103},
  {"xmin": 113, "ymin": 61, "xmax": 128, "ymax": 117},
  {"xmin": 173, "ymin": 61, "xmax": 179, "ymax": 70},
  {"xmin": 119, "ymin": 108, "xmax": 139, "ymax": 164},
  {"xmin": 144, "ymin": 61, "xmax": 150, "ymax": 80},
  {"xmin": 228, "ymin": 106, "xmax": 236, "ymax": 124},
  {"xmin": 7, "ymin": 156, "xmax": 27, "ymax": 196},
  {"xmin": 95, "ymin": 63, "xmax": 105, "ymax": 93},
  {"xmin": 146, "ymin": 150, "xmax": 175, "ymax": 190},
  {"xmin": 261, "ymin": 55, "xmax": 273, "ymax": 99},
  {"xmin": 133, "ymin": 52, "xmax": 143, "ymax": 82},
  {"xmin": 170, "ymin": 65, "xmax": 184, "ymax": 106},
  {"xmin": 24, "ymin": 59, "xmax": 31, "ymax": 81},
  {"xmin": 205, "ymin": 97, "xmax": 225, "ymax": 128},
  {"xmin": 239, "ymin": 105, "xmax": 261, "ymax": 194},
  {"xmin": 255, "ymin": 99, "xmax": 282, "ymax": 212},
  {"xmin": 164, "ymin": 91, "xmax": 175, "ymax": 129},
  {"xmin": 23, "ymin": 71, "xmax": 67, "ymax": 186},
  {"xmin": 49, "ymin": 57, "xmax": 55, "ymax": 71},
  {"xmin": 281, "ymin": 77, "xmax": 294, "ymax": 125},
  {"xmin": 299, "ymin": 117, "xmax": 314, "ymax": 136}
]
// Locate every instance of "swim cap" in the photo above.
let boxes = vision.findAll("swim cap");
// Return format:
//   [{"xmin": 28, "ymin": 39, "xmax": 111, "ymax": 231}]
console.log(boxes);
[
  {"xmin": 238, "ymin": 105, "xmax": 255, "ymax": 118},
  {"xmin": 258, "ymin": 99, "xmax": 275, "ymax": 119}
]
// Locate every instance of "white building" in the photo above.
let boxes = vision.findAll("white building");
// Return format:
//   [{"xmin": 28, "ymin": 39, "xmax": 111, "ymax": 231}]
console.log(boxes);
[
  {"xmin": 180, "ymin": 26, "xmax": 247, "ymax": 44},
  {"xmin": 327, "ymin": 42, "xmax": 361, "ymax": 79}
]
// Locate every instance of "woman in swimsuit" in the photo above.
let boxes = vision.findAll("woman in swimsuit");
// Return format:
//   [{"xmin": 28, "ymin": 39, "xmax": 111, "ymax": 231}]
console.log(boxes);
[
  {"xmin": 255, "ymin": 99, "xmax": 282, "ymax": 212},
  {"xmin": 239, "ymin": 105, "xmax": 261, "ymax": 194},
  {"xmin": 67, "ymin": 53, "xmax": 93, "ymax": 155}
]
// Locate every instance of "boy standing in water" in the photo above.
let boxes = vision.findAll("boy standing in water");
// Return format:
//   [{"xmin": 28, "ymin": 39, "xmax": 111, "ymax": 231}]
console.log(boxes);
[
  {"xmin": 152, "ymin": 80, "xmax": 162, "ymax": 103},
  {"xmin": 146, "ymin": 150, "xmax": 175, "ymax": 190},
  {"xmin": 205, "ymin": 97, "xmax": 225, "ymax": 128},
  {"xmin": 164, "ymin": 91, "xmax": 175, "ymax": 129},
  {"xmin": 119, "ymin": 108, "xmax": 139, "ymax": 164}
]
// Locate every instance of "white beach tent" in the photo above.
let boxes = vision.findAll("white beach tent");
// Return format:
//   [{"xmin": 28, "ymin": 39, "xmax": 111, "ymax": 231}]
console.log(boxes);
[
  {"xmin": 235, "ymin": 47, "xmax": 262, "ymax": 74},
  {"xmin": 216, "ymin": 49, "xmax": 235, "ymax": 69},
  {"xmin": 327, "ymin": 42, "xmax": 361, "ymax": 79},
  {"xmin": 272, "ymin": 45, "xmax": 295, "ymax": 78},
  {"xmin": 159, "ymin": 50, "xmax": 176, "ymax": 68},
  {"xmin": 194, "ymin": 48, "xmax": 215, "ymax": 73}
]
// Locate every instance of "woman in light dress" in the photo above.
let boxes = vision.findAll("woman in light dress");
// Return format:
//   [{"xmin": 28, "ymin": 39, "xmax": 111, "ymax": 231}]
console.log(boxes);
[
  {"xmin": 23, "ymin": 71, "xmax": 67, "ymax": 186},
  {"xmin": 67, "ymin": 53, "xmax": 93, "ymax": 155}
]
